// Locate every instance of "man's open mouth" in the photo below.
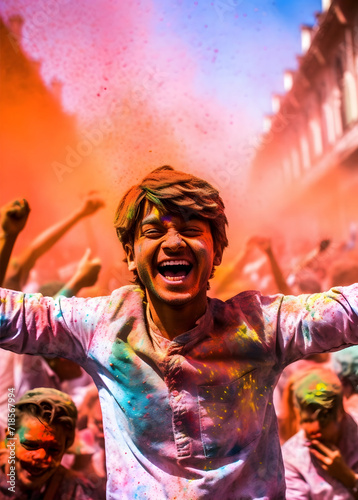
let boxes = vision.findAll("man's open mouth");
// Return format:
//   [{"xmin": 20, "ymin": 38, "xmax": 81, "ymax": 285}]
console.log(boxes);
[
  {"xmin": 22, "ymin": 462, "xmax": 50, "ymax": 477},
  {"xmin": 158, "ymin": 260, "xmax": 193, "ymax": 281}
]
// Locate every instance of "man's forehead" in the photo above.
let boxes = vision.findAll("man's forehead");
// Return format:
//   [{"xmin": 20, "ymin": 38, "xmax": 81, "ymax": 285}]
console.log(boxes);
[
  {"xmin": 300, "ymin": 407, "xmax": 322, "ymax": 420},
  {"xmin": 142, "ymin": 204, "xmax": 160, "ymax": 218},
  {"xmin": 20, "ymin": 414, "xmax": 60, "ymax": 437},
  {"xmin": 141, "ymin": 204, "xmax": 199, "ymax": 225}
]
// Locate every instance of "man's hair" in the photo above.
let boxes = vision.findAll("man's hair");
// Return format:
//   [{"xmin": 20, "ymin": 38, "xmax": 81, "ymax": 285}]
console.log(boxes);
[
  {"xmin": 114, "ymin": 165, "xmax": 228, "ymax": 260},
  {"xmin": 332, "ymin": 345, "xmax": 358, "ymax": 393},
  {"xmin": 14, "ymin": 388, "xmax": 78, "ymax": 449},
  {"xmin": 293, "ymin": 368, "xmax": 343, "ymax": 419}
]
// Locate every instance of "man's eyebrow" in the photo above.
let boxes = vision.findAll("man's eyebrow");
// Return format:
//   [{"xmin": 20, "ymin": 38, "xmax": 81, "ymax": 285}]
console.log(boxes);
[{"xmin": 140, "ymin": 215, "xmax": 163, "ymax": 226}]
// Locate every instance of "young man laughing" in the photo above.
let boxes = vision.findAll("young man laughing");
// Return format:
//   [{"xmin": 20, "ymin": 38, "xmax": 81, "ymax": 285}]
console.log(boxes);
[
  {"xmin": 1, "ymin": 166, "xmax": 358, "ymax": 499},
  {"xmin": 125, "ymin": 203, "xmax": 223, "ymax": 338}
]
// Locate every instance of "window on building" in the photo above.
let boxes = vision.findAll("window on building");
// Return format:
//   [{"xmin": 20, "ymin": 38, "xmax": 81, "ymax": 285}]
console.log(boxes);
[
  {"xmin": 322, "ymin": 102, "xmax": 336, "ymax": 145},
  {"xmin": 300, "ymin": 135, "xmax": 311, "ymax": 169},
  {"xmin": 343, "ymin": 71, "xmax": 358, "ymax": 125},
  {"xmin": 335, "ymin": 56, "xmax": 347, "ymax": 130},
  {"xmin": 309, "ymin": 119, "xmax": 323, "ymax": 158},
  {"xmin": 332, "ymin": 87, "xmax": 343, "ymax": 138}
]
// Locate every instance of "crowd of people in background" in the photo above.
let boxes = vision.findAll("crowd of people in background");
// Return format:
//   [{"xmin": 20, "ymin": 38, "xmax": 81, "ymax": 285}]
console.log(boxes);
[{"xmin": 0, "ymin": 193, "xmax": 358, "ymax": 499}]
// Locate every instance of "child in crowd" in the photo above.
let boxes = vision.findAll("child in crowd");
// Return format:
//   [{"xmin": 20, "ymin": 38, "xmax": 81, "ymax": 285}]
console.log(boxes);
[
  {"xmin": 282, "ymin": 368, "xmax": 358, "ymax": 499},
  {"xmin": 0, "ymin": 388, "xmax": 105, "ymax": 499},
  {"xmin": 332, "ymin": 346, "xmax": 358, "ymax": 424}
]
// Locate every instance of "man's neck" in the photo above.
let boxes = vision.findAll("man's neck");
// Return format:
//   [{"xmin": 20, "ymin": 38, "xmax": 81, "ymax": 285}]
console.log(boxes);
[{"xmin": 147, "ymin": 294, "xmax": 208, "ymax": 341}]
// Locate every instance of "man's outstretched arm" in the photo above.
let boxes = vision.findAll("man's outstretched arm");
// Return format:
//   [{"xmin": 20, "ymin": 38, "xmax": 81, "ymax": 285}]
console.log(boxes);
[
  {"xmin": 271, "ymin": 284, "xmax": 358, "ymax": 364},
  {"xmin": 0, "ymin": 286, "xmax": 106, "ymax": 362}
]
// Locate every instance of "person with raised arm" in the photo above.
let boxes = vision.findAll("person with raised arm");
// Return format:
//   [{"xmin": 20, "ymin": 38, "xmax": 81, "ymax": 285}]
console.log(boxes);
[
  {"xmin": 4, "ymin": 194, "xmax": 104, "ymax": 291},
  {"xmin": 55, "ymin": 248, "xmax": 102, "ymax": 298},
  {"xmin": 0, "ymin": 388, "xmax": 105, "ymax": 499},
  {"xmin": 0, "ymin": 199, "xmax": 30, "ymax": 287},
  {"xmin": 0, "ymin": 198, "xmax": 30, "ymax": 441}
]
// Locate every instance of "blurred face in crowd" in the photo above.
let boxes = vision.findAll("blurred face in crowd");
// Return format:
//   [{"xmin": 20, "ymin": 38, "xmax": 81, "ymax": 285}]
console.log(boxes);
[
  {"xmin": 299, "ymin": 407, "xmax": 343, "ymax": 446},
  {"xmin": 13, "ymin": 414, "xmax": 67, "ymax": 490},
  {"xmin": 336, "ymin": 351, "xmax": 358, "ymax": 386}
]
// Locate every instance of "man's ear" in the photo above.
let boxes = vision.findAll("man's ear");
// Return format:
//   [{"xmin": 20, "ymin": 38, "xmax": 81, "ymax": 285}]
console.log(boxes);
[
  {"xmin": 213, "ymin": 247, "xmax": 223, "ymax": 267},
  {"xmin": 125, "ymin": 244, "xmax": 136, "ymax": 272}
]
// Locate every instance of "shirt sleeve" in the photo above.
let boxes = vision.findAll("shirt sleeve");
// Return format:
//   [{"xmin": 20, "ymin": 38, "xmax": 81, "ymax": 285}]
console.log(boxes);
[
  {"xmin": 240, "ymin": 284, "xmax": 358, "ymax": 366},
  {"xmin": 284, "ymin": 460, "xmax": 311, "ymax": 500},
  {"xmin": 0, "ymin": 287, "xmax": 107, "ymax": 363},
  {"xmin": 274, "ymin": 284, "xmax": 358, "ymax": 365}
]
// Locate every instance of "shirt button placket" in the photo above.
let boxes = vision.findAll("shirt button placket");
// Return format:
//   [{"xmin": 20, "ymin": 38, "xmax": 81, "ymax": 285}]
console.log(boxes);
[
  {"xmin": 171, "ymin": 389, "xmax": 190, "ymax": 458},
  {"xmin": 166, "ymin": 349, "xmax": 191, "ymax": 458}
]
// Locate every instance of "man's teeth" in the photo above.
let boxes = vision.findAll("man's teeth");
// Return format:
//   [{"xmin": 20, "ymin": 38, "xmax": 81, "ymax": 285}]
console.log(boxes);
[
  {"xmin": 165, "ymin": 275, "xmax": 186, "ymax": 281},
  {"xmin": 160, "ymin": 260, "xmax": 190, "ymax": 266},
  {"xmin": 158, "ymin": 260, "xmax": 192, "ymax": 279}
]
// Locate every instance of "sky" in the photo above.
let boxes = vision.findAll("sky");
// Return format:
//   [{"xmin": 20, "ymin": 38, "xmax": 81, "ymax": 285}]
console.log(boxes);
[
  {"xmin": 0, "ymin": 0, "xmax": 321, "ymax": 155},
  {"xmin": 0, "ymin": 0, "xmax": 323, "ymax": 288}
]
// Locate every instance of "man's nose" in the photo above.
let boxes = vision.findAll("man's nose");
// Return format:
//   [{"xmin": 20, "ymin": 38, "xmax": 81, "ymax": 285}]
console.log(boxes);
[
  {"xmin": 32, "ymin": 447, "xmax": 48, "ymax": 461},
  {"xmin": 162, "ymin": 231, "xmax": 185, "ymax": 251},
  {"xmin": 306, "ymin": 421, "xmax": 322, "ymax": 437}
]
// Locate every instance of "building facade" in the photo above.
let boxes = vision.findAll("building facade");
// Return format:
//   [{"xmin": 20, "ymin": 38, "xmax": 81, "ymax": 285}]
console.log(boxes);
[{"xmin": 250, "ymin": 0, "xmax": 358, "ymax": 243}]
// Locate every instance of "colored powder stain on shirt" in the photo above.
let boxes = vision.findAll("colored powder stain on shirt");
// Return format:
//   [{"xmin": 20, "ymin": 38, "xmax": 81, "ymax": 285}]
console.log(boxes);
[
  {"xmin": 55, "ymin": 307, "xmax": 63, "ymax": 319},
  {"xmin": 236, "ymin": 323, "xmax": 262, "ymax": 344},
  {"xmin": 2, "ymin": 284, "xmax": 358, "ymax": 499},
  {"xmin": 304, "ymin": 302, "xmax": 323, "ymax": 321},
  {"xmin": 302, "ymin": 323, "xmax": 312, "ymax": 344}
]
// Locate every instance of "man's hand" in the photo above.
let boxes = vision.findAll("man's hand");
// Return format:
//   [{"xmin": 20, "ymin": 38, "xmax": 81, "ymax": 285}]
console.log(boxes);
[
  {"xmin": 55, "ymin": 249, "xmax": 102, "ymax": 298},
  {"xmin": 0, "ymin": 199, "xmax": 30, "ymax": 236},
  {"xmin": 73, "ymin": 248, "xmax": 102, "ymax": 289},
  {"xmin": 0, "ymin": 199, "xmax": 30, "ymax": 286},
  {"xmin": 247, "ymin": 236, "xmax": 272, "ymax": 254},
  {"xmin": 309, "ymin": 439, "xmax": 357, "ymax": 491},
  {"xmin": 79, "ymin": 194, "xmax": 105, "ymax": 218}
]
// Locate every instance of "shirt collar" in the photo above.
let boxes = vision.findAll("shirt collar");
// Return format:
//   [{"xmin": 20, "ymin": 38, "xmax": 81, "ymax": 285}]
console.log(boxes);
[{"xmin": 146, "ymin": 299, "xmax": 213, "ymax": 349}]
